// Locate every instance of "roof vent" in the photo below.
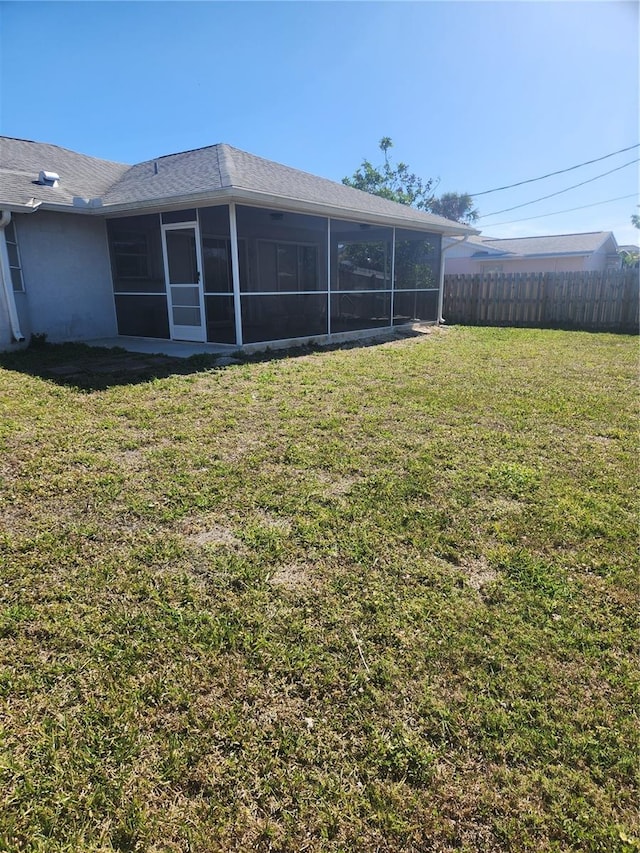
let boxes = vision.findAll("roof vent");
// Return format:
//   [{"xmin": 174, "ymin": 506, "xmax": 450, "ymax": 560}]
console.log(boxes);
[{"xmin": 38, "ymin": 170, "xmax": 60, "ymax": 187}]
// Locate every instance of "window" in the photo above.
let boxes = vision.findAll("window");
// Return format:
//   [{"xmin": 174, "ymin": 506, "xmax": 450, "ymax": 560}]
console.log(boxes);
[
  {"xmin": 111, "ymin": 231, "xmax": 150, "ymax": 279},
  {"xmin": 5, "ymin": 220, "xmax": 24, "ymax": 292},
  {"xmin": 256, "ymin": 241, "xmax": 319, "ymax": 292}
]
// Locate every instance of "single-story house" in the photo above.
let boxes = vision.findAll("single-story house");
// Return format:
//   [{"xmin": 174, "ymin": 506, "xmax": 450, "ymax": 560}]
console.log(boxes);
[
  {"xmin": 0, "ymin": 137, "xmax": 477, "ymax": 352},
  {"xmin": 444, "ymin": 232, "xmax": 621, "ymax": 275}
]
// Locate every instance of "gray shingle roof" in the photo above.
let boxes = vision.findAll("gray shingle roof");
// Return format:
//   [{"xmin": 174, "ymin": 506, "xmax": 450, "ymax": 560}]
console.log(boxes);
[
  {"xmin": 474, "ymin": 232, "xmax": 614, "ymax": 257},
  {"xmin": 1, "ymin": 136, "xmax": 129, "ymax": 207},
  {"xmin": 1, "ymin": 137, "xmax": 475, "ymax": 234}
]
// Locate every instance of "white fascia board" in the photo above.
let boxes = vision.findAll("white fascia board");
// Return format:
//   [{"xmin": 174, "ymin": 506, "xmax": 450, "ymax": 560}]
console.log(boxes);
[
  {"xmin": 34, "ymin": 187, "xmax": 478, "ymax": 236},
  {"xmin": 0, "ymin": 202, "xmax": 43, "ymax": 213}
]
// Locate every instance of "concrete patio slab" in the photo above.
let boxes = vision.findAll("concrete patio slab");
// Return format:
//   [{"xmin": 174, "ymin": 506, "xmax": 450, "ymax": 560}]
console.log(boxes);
[{"xmin": 85, "ymin": 337, "xmax": 237, "ymax": 359}]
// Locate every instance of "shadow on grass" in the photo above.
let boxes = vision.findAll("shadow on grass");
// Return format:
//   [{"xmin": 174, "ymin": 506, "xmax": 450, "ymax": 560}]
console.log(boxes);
[{"xmin": 0, "ymin": 328, "xmax": 430, "ymax": 392}]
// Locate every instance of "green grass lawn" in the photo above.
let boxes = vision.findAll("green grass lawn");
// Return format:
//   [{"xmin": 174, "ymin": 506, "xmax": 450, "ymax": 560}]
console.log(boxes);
[{"xmin": 0, "ymin": 326, "xmax": 638, "ymax": 852}]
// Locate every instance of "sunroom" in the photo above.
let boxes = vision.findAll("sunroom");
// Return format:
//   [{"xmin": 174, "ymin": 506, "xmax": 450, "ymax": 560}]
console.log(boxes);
[{"xmin": 107, "ymin": 202, "xmax": 446, "ymax": 348}]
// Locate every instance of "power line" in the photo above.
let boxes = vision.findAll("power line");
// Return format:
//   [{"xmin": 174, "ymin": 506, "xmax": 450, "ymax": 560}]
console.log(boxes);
[
  {"xmin": 479, "ymin": 193, "xmax": 638, "ymax": 228},
  {"xmin": 469, "ymin": 143, "xmax": 640, "ymax": 197},
  {"xmin": 477, "ymin": 158, "xmax": 639, "ymax": 218}
]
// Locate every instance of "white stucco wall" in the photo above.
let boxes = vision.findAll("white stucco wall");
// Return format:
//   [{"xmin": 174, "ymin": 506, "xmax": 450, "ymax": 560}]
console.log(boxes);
[{"xmin": 14, "ymin": 211, "xmax": 117, "ymax": 343}]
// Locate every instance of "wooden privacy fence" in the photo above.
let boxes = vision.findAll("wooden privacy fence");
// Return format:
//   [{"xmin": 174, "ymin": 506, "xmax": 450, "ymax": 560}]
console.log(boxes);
[{"xmin": 443, "ymin": 270, "xmax": 639, "ymax": 332}]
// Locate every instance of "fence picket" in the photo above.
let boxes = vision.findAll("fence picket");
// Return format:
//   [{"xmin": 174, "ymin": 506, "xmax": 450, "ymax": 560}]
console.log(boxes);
[{"xmin": 443, "ymin": 269, "xmax": 638, "ymax": 332}]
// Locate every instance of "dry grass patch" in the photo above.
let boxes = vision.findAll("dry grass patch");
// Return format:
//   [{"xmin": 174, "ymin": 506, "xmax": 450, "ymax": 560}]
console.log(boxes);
[{"xmin": 267, "ymin": 561, "xmax": 319, "ymax": 592}]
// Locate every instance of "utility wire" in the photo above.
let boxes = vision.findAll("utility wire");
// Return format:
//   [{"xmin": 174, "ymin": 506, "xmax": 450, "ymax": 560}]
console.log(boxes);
[
  {"xmin": 469, "ymin": 143, "xmax": 640, "ymax": 197},
  {"xmin": 479, "ymin": 193, "xmax": 638, "ymax": 228},
  {"xmin": 477, "ymin": 158, "xmax": 639, "ymax": 218}
]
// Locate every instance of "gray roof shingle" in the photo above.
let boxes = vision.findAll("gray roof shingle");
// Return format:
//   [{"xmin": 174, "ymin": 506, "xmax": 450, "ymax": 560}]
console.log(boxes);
[
  {"xmin": 1, "ymin": 137, "xmax": 475, "ymax": 233},
  {"xmin": 473, "ymin": 232, "xmax": 614, "ymax": 257},
  {"xmin": 1, "ymin": 136, "xmax": 129, "ymax": 207}
]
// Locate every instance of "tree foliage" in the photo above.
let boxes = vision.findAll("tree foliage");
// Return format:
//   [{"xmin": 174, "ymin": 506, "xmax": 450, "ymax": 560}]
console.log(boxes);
[
  {"xmin": 430, "ymin": 192, "xmax": 479, "ymax": 225},
  {"xmin": 343, "ymin": 138, "xmax": 479, "ymax": 225}
]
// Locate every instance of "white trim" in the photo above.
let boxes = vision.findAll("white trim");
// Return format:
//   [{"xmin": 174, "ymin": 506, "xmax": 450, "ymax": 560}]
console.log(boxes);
[
  {"xmin": 327, "ymin": 217, "xmax": 331, "ymax": 336},
  {"xmin": 240, "ymin": 290, "xmax": 326, "ymax": 297},
  {"xmin": 4, "ymin": 219, "xmax": 25, "ymax": 293},
  {"xmin": 0, "ymin": 211, "xmax": 25, "ymax": 342},
  {"xmin": 113, "ymin": 291, "xmax": 167, "ymax": 297},
  {"xmin": 390, "ymin": 227, "xmax": 396, "ymax": 327},
  {"xmin": 330, "ymin": 289, "xmax": 393, "ymax": 295},
  {"xmin": 228, "ymin": 202, "xmax": 243, "ymax": 346},
  {"xmin": 161, "ymin": 221, "xmax": 207, "ymax": 343},
  {"xmin": 38, "ymin": 189, "xmax": 475, "ymax": 236}
]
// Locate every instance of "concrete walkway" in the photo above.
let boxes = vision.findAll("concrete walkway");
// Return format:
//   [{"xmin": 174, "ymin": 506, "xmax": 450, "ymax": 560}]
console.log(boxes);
[{"xmin": 85, "ymin": 337, "xmax": 237, "ymax": 359}]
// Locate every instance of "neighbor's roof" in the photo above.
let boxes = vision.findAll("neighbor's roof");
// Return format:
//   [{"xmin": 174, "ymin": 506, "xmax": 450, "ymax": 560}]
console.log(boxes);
[
  {"xmin": 470, "ymin": 231, "xmax": 616, "ymax": 258},
  {"xmin": 0, "ymin": 137, "xmax": 475, "ymax": 235}
]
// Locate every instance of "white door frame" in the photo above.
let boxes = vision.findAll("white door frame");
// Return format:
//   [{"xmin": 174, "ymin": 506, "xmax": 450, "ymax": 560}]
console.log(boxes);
[{"xmin": 161, "ymin": 220, "xmax": 207, "ymax": 342}]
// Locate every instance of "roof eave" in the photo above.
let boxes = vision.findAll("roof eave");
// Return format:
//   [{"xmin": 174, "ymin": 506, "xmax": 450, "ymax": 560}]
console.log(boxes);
[{"xmin": 40, "ymin": 186, "xmax": 477, "ymax": 235}]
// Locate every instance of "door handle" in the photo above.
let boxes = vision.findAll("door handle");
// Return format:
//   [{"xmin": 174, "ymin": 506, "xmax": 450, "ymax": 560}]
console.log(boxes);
[{"xmin": 196, "ymin": 270, "xmax": 201, "ymax": 283}]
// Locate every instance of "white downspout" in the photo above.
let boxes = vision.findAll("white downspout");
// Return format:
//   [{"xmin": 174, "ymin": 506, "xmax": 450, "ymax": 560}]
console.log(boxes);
[
  {"xmin": 0, "ymin": 211, "xmax": 25, "ymax": 343},
  {"xmin": 438, "ymin": 234, "xmax": 470, "ymax": 324}
]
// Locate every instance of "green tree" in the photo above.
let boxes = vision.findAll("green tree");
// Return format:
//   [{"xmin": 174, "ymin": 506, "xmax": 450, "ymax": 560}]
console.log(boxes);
[
  {"xmin": 429, "ymin": 192, "xmax": 479, "ymax": 225},
  {"xmin": 631, "ymin": 213, "xmax": 640, "ymax": 229},
  {"xmin": 342, "ymin": 137, "xmax": 436, "ymax": 209},
  {"xmin": 343, "ymin": 138, "xmax": 479, "ymax": 224}
]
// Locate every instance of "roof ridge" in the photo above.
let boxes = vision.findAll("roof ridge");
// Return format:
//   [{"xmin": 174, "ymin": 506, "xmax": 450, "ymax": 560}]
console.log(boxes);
[
  {"xmin": 0, "ymin": 135, "xmax": 130, "ymax": 168},
  {"xmin": 482, "ymin": 231, "xmax": 608, "ymax": 242},
  {"xmin": 216, "ymin": 144, "xmax": 237, "ymax": 188},
  {"xmin": 149, "ymin": 142, "xmax": 225, "ymax": 163}
]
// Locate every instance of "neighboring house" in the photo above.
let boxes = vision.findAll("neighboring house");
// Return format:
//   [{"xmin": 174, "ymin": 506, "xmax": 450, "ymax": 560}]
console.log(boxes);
[
  {"xmin": 0, "ymin": 137, "xmax": 476, "ymax": 351},
  {"xmin": 618, "ymin": 244, "xmax": 640, "ymax": 269},
  {"xmin": 445, "ymin": 232, "xmax": 621, "ymax": 275}
]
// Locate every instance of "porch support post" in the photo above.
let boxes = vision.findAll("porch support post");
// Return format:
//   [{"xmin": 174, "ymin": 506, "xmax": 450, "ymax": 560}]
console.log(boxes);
[
  {"xmin": 390, "ymin": 227, "xmax": 396, "ymax": 327},
  {"xmin": 228, "ymin": 202, "xmax": 243, "ymax": 346},
  {"xmin": 327, "ymin": 217, "xmax": 331, "ymax": 336}
]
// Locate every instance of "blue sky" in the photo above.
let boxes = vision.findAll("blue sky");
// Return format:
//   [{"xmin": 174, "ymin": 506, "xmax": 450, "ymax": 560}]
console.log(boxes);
[{"xmin": 1, "ymin": 1, "xmax": 638, "ymax": 245}]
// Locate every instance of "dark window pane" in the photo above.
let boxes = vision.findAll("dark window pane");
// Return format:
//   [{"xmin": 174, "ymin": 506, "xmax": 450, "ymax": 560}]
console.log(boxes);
[
  {"xmin": 393, "ymin": 290, "xmax": 438, "ymax": 325},
  {"xmin": 205, "ymin": 295, "xmax": 236, "ymax": 344},
  {"xmin": 300, "ymin": 245, "xmax": 318, "ymax": 290},
  {"xmin": 236, "ymin": 206, "xmax": 327, "ymax": 293},
  {"xmin": 202, "ymin": 238, "xmax": 232, "ymax": 293},
  {"xmin": 278, "ymin": 244, "xmax": 298, "ymax": 287},
  {"xmin": 394, "ymin": 229, "xmax": 441, "ymax": 290},
  {"xmin": 162, "ymin": 209, "xmax": 197, "ymax": 224},
  {"xmin": 330, "ymin": 220, "xmax": 393, "ymax": 292},
  {"xmin": 112, "ymin": 232, "xmax": 149, "ymax": 279},
  {"xmin": 199, "ymin": 206, "xmax": 230, "ymax": 237},
  {"xmin": 4, "ymin": 220, "xmax": 17, "ymax": 243},
  {"xmin": 336, "ymin": 241, "xmax": 391, "ymax": 291},
  {"xmin": 11, "ymin": 267, "xmax": 24, "ymax": 292},
  {"xmin": 254, "ymin": 241, "xmax": 319, "ymax": 292},
  {"xmin": 166, "ymin": 229, "xmax": 198, "ymax": 284},
  {"xmin": 7, "ymin": 243, "xmax": 19, "ymax": 268},
  {"xmin": 257, "ymin": 241, "xmax": 278, "ymax": 291},
  {"xmin": 331, "ymin": 292, "xmax": 391, "ymax": 333},
  {"xmin": 170, "ymin": 286, "xmax": 200, "ymax": 307},
  {"xmin": 172, "ymin": 306, "xmax": 201, "ymax": 326},
  {"xmin": 108, "ymin": 215, "xmax": 165, "ymax": 293},
  {"xmin": 241, "ymin": 294, "xmax": 327, "ymax": 343},
  {"xmin": 114, "ymin": 295, "xmax": 170, "ymax": 338}
]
